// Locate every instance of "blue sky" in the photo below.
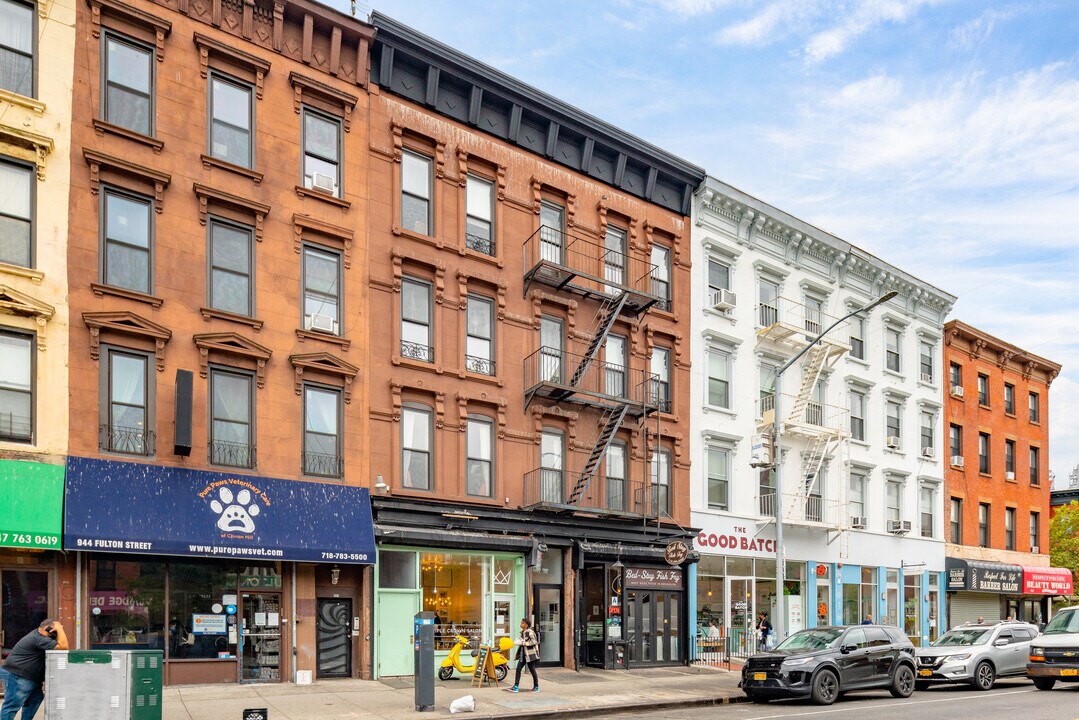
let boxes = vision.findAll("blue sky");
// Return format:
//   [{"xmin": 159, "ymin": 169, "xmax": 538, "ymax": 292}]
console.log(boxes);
[{"xmin": 330, "ymin": 0, "xmax": 1079, "ymax": 485}]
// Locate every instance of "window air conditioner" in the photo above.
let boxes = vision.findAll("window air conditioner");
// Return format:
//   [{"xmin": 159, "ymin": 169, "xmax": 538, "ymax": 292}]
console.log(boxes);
[
  {"xmin": 951, "ymin": 385, "xmax": 964, "ymax": 398},
  {"xmin": 710, "ymin": 288, "xmax": 737, "ymax": 311},
  {"xmin": 951, "ymin": 455, "xmax": 965, "ymax": 468},
  {"xmin": 850, "ymin": 516, "xmax": 868, "ymax": 530},
  {"xmin": 311, "ymin": 172, "xmax": 338, "ymax": 195},
  {"xmin": 1032, "ymin": 546, "xmax": 1040, "ymax": 554},
  {"xmin": 1005, "ymin": 471, "xmax": 1016, "ymax": 481},
  {"xmin": 886, "ymin": 436, "xmax": 901, "ymax": 449},
  {"xmin": 887, "ymin": 520, "xmax": 912, "ymax": 534},
  {"xmin": 304, "ymin": 313, "xmax": 338, "ymax": 334},
  {"xmin": 921, "ymin": 447, "xmax": 935, "ymax": 459},
  {"xmin": 920, "ymin": 373, "xmax": 933, "ymax": 383}
]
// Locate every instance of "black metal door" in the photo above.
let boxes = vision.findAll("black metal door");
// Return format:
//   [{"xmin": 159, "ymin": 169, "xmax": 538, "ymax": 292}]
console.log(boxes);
[{"xmin": 316, "ymin": 599, "xmax": 352, "ymax": 678}]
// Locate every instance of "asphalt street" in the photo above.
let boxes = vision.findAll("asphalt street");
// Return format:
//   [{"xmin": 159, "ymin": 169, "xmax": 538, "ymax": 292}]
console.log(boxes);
[{"xmin": 607, "ymin": 679, "xmax": 1079, "ymax": 720}]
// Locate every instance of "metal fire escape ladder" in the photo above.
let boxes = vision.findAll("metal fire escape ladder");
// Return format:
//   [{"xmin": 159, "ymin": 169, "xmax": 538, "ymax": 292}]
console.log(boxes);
[
  {"xmin": 786, "ymin": 342, "xmax": 830, "ymax": 421},
  {"xmin": 570, "ymin": 292, "xmax": 628, "ymax": 388},
  {"xmin": 567, "ymin": 404, "xmax": 630, "ymax": 506},
  {"xmin": 800, "ymin": 432, "xmax": 834, "ymax": 498}
]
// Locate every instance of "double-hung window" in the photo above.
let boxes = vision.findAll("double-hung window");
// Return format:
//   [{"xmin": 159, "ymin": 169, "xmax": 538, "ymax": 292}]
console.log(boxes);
[
  {"xmin": 885, "ymin": 401, "xmax": 901, "ymax": 445},
  {"xmin": 950, "ymin": 498, "xmax": 962, "ymax": 544},
  {"xmin": 949, "ymin": 362, "xmax": 962, "ymax": 390},
  {"xmin": 0, "ymin": 331, "xmax": 32, "ymax": 442},
  {"xmin": 707, "ymin": 259, "xmax": 730, "ymax": 302},
  {"xmin": 465, "ymin": 295, "xmax": 494, "ymax": 375},
  {"xmin": 651, "ymin": 448, "xmax": 671, "ymax": 515},
  {"xmin": 1030, "ymin": 447, "xmax": 1040, "ymax": 485},
  {"xmin": 850, "ymin": 390, "xmax": 865, "ymax": 441},
  {"xmin": 651, "ymin": 346, "xmax": 671, "ymax": 413},
  {"xmin": 0, "ymin": 0, "xmax": 34, "ymax": 98},
  {"xmin": 102, "ymin": 348, "xmax": 152, "ymax": 456},
  {"xmin": 849, "ymin": 315, "xmax": 865, "ymax": 360},
  {"xmin": 208, "ymin": 219, "xmax": 254, "ymax": 317},
  {"xmin": 604, "ymin": 334, "xmax": 626, "ymax": 399},
  {"xmin": 606, "ymin": 441, "xmax": 626, "ymax": 511},
  {"xmin": 209, "ymin": 369, "xmax": 254, "ymax": 468},
  {"xmin": 1005, "ymin": 439, "xmax": 1016, "ymax": 476},
  {"xmin": 886, "ymin": 480, "xmax": 901, "ymax": 524},
  {"xmin": 465, "ymin": 175, "xmax": 494, "ymax": 255},
  {"xmin": 303, "ymin": 385, "xmax": 342, "ymax": 478},
  {"xmin": 978, "ymin": 432, "xmax": 990, "ymax": 474},
  {"xmin": 1004, "ymin": 383, "xmax": 1015, "ymax": 414},
  {"xmin": 977, "ymin": 373, "xmax": 989, "ymax": 406},
  {"xmin": 401, "ymin": 278, "xmax": 432, "ymax": 362},
  {"xmin": 401, "ymin": 150, "xmax": 432, "ymax": 235},
  {"xmin": 707, "ymin": 446, "xmax": 728, "ymax": 510},
  {"xmin": 1005, "ymin": 507, "xmax": 1016, "ymax": 550},
  {"xmin": 706, "ymin": 347, "xmax": 730, "ymax": 409},
  {"xmin": 920, "ymin": 486, "xmax": 934, "ymax": 538},
  {"xmin": 302, "ymin": 109, "xmax": 342, "ymax": 197},
  {"xmin": 978, "ymin": 503, "xmax": 990, "ymax": 547},
  {"xmin": 604, "ymin": 225, "xmax": 627, "ymax": 291},
  {"xmin": 465, "ymin": 416, "xmax": 493, "ymax": 497},
  {"xmin": 302, "ymin": 246, "xmax": 341, "ymax": 335},
  {"xmin": 103, "ymin": 34, "xmax": 153, "ymax": 135},
  {"xmin": 920, "ymin": 412, "xmax": 934, "ymax": 452},
  {"xmin": 919, "ymin": 342, "xmax": 933, "ymax": 382},
  {"xmin": 102, "ymin": 188, "xmax": 153, "ymax": 294},
  {"xmin": 759, "ymin": 362, "xmax": 776, "ymax": 416},
  {"xmin": 949, "ymin": 423, "xmax": 962, "ymax": 459},
  {"xmin": 650, "ymin": 244, "xmax": 671, "ymax": 311},
  {"xmin": 209, "ymin": 74, "xmax": 254, "ymax": 168},
  {"xmin": 0, "ymin": 159, "xmax": 32, "ymax": 268},
  {"xmin": 849, "ymin": 471, "xmax": 866, "ymax": 520},
  {"xmin": 401, "ymin": 405, "xmax": 432, "ymax": 489},
  {"xmin": 885, "ymin": 329, "xmax": 901, "ymax": 372},
  {"xmin": 1030, "ymin": 512, "xmax": 1040, "ymax": 551},
  {"xmin": 1029, "ymin": 392, "xmax": 1040, "ymax": 423}
]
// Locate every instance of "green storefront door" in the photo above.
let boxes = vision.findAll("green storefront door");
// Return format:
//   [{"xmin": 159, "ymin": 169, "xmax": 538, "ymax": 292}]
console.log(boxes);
[
  {"xmin": 0, "ymin": 459, "xmax": 63, "ymax": 550},
  {"xmin": 376, "ymin": 592, "xmax": 420, "ymax": 677}
]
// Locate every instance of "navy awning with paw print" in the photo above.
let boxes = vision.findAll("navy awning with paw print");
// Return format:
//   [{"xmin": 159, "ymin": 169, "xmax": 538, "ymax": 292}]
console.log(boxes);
[{"xmin": 63, "ymin": 456, "xmax": 375, "ymax": 563}]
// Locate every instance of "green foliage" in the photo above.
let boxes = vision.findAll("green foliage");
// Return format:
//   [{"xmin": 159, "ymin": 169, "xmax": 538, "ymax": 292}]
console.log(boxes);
[{"xmin": 1049, "ymin": 501, "xmax": 1079, "ymax": 601}]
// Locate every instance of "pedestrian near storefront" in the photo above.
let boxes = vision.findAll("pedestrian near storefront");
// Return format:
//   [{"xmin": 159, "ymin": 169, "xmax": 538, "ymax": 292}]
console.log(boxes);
[
  {"xmin": 510, "ymin": 618, "xmax": 540, "ymax": 693},
  {"xmin": 862, "ymin": 614, "xmax": 873, "ymax": 625},
  {"xmin": 0, "ymin": 619, "xmax": 68, "ymax": 720},
  {"xmin": 756, "ymin": 612, "xmax": 773, "ymax": 650}
]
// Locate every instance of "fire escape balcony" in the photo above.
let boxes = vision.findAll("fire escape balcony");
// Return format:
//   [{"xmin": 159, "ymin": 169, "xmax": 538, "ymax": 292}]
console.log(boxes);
[
  {"xmin": 524, "ymin": 346, "xmax": 659, "ymax": 416},
  {"xmin": 756, "ymin": 492, "xmax": 844, "ymax": 529},
  {"xmin": 756, "ymin": 297, "xmax": 851, "ymax": 358},
  {"xmin": 521, "ymin": 468, "xmax": 659, "ymax": 518},
  {"xmin": 523, "ymin": 226, "xmax": 661, "ymax": 315},
  {"xmin": 757, "ymin": 393, "xmax": 849, "ymax": 440}
]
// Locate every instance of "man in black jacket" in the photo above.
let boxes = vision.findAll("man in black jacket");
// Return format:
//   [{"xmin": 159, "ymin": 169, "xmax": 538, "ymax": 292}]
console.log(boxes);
[{"xmin": 0, "ymin": 619, "xmax": 68, "ymax": 720}]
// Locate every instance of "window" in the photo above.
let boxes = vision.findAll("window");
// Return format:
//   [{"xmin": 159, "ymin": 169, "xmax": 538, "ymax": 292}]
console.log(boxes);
[
  {"xmin": 303, "ymin": 385, "xmax": 342, "ymax": 477},
  {"xmin": 401, "ymin": 149, "xmax": 432, "ymax": 234},
  {"xmin": 1029, "ymin": 392, "xmax": 1040, "ymax": 423},
  {"xmin": 804, "ymin": 295, "xmax": 823, "ymax": 336},
  {"xmin": 758, "ymin": 279, "xmax": 779, "ymax": 326},
  {"xmin": 850, "ymin": 390, "xmax": 865, "ymax": 441},
  {"xmin": 651, "ymin": 447, "xmax": 671, "ymax": 515},
  {"xmin": 401, "ymin": 405, "xmax": 432, "ymax": 489},
  {"xmin": 949, "ymin": 423, "xmax": 962, "ymax": 459},
  {"xmin": 977, "ymin": 373, "xmax": 989, "ymax": 406},
  {"xmin": 759, "ymin": 362, "xmax": 776, "ymax": 414},
  {"xmin": 651, "ymin": 346, "xmax": 671, "ymax": 413},
  {"xmin": 707, "ymin": 446, "xmax": 728, "ymax": 510},
  {"xmin": 920, "ymin": 412, "xmax": 934, "ymax": 452},
  {"xmin": 885, "ymin": 328, "xmax": 900, "ymax": 372},
  {"xmin": 465, "ymin": 295, "xmax": 494, "ymax": 375},
  {"xmin": 651, "ymin": 244, "xmax": 671, "ymax": 311},
  {"xmin": 208, "ymin": 219, "xmax": 253, "ymax": 316},
  {"xmin": 604, "ymin": 334, "xmax": 626, "ymax": 398},
  {"xmin": 706, "ymin": 347, "xmax": 729, "ymax": 409},
  {"xmin": 209, "ymin": 74, "xmax": 253, "ymax": 168},
  {"xmin": 949, "ymin": 362, "xmax": 962, "ymax": 389},
  {"xmin": 209, "ymin": 369, "xmax": 254, "ymax": 468},
  {"xmin": 707, "ymin": 259, "xmax": 730, "ymax": 296},
  {"xmin": 538, "ymin": 201, "xmax": 565, "ymax": 263},
  {"xmin": 0, "ymin": 159, "xmax": 32, "ymax": 267},
  {"xmin": 978, "ymin": 432, "xmax": 990, "ymax": 473},
  {"xmin": 539, "ymin": 315, "xmax": 563, "ymax": 383},
  {"xmin": 978, "ymin": 503, "xmax": 989, "ymax": 547},
  {"xmin": 1004, "ymin": 383, "xmax": 1015, "ymax": 414},
  {"xmin": 103, "ymin": 34, "xmax": 153, "ymax": 135},
  {"xmin": 758, "ymin": 468, "xmax": 776, "ymax": 516},
  {"xmin": 950, "ymin": 497, "xmax": 962, "ymax": 544},
  {"xmin": 606, "ymin": 441, "xmax": 626, "ymax": 511},
  {"xmin": 1030, "ymin": 512, "xmax": 1040, "ymax": 551},
  {"xmin": 920, "ymin": 486, "xmax": 934, "ymax": 538},
  {"xmin": 540, "ymin": 429, "xmax": 564, "ymax": 503},
  {"xmin": 885, "ymin": 400, "xmax": 901, "ymax": 444},
  {"xmin": 0, "ymin": 331, "xmax": 32, "ymax": 441},
  {"xmin": 886, "ymin": 480, "xmax": 901, "ymax": 524},
  {"xmin": 465, "ymin": 416, "xmax": 493, "ymax": 497},
  {"xmin": 464, "ymin": 175, "xmax": 494, "ymax": 255},
  {"xmin": 102, "ymin": 348, "xmax": 152, "ymax": 455},
  {"xmin": 302, "ymin": 109, "xmax": 341, "ymax": 197},
  {"xmin": 1005, "ymin": 507, "xmax": 1015, "ymax": 550},
  {"xmin": 0, "ymin": 0, "xmax": 33, "ymax": 97},
  {"xmin": 1005, "ymin": 439, "xmax": 1015, "ymax": 476},
  {"xmin": 401, "ymin": 277, "xmax": 432, "ymax": 362},
  {"xmin": 849, "ymin": 315, "xmax": 865, "ymax": 360},
  {"xmin": 102, "ymin": 189, "xmax": 152, "ymax": 294},
  {"xmin": 1030, "ymin": 447, "xmax": 1040, "ymax": 485},
  {"xmin": 919, "ymin": 342, "xmax": 933, "ymax": 382},
  {"xmin": 849, "ymin": 471, "xmax": 866, "ymax": 519},
  {"xmin": 604, "ymin": 225, "xmax": 627, "ymax": 290},
  {"xmin": 302, "ymin": 246, "xmax": 341, "ymax": 334}
]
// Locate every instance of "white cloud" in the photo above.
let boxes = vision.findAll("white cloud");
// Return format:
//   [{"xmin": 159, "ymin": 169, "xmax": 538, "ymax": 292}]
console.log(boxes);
[
  {"xmin": 805, "ymin": 0, "xmax": 943, "ymax": 63},
  {"xmin": 644, "ymin": 0, "xmax": 738, "ymax": 16},
  {"xmin": 949, "ymin": 6, "xmax": 1017, "ymax": 50}
]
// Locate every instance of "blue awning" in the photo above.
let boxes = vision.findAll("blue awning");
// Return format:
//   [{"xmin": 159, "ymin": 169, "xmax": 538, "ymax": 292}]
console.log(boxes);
[{"xmin": 64, "ymin": 457, "xmax": 375, "ymax": 564}]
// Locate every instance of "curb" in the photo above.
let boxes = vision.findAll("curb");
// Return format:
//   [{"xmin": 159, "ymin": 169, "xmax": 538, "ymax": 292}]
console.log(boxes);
[{"xmin": 457, "ymin": 694, "xmax": 750, "ymax": 720}]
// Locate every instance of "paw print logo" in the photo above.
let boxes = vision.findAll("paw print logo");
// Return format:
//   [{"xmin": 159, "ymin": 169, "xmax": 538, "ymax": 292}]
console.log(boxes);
[{"xmin": 210, "ymin": 486, "xmax": 260, "ymax": 533}]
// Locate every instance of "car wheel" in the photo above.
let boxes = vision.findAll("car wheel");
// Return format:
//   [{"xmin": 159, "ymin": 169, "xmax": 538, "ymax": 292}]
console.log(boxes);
[
  {"xmin": 438, "ymin": 666, "xmax": 454, "ymax": 681},
  {"xmin": 915, "ymin": 681, "xmax": 930, "ymax": 692},
  {"xmin": 971, "ymin": 661, "xmax": 995, "ymax": 691},
  {"xmin": 889, "ymin": 665, "xmax": 915, "ymax": 698},
  {"xmin": 1032, "ymin": 678, "xmax": 1056, "ymax": 691},
  {"xmin": 811, "ymin": 669, "xmax": 839, "ymax": 705}
]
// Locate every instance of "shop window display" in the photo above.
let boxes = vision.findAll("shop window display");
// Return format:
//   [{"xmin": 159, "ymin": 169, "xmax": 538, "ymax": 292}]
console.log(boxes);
[
  {"xmin": 420, "ymin": 552, "xmax": 492, "ymax": 649},
  {"xmin": 904, "ymin": 573, "xmax": 922, "ymax": 644},
  {"xmin": 169, "ymin": 561, "xmax": 237, "ymax": 659},
  {"xmin": 89, "ymin": 559, "xmax": 165, "ymax": 650},
  {"xmin": 886, "ymin": 569, "xmax": 900, "ymax": 626}
]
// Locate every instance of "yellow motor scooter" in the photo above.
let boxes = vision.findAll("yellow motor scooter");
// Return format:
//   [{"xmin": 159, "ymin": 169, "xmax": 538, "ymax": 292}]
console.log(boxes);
[{"xmin": 438, "ymin": 635, "xmax": 511, "ymax": 681}]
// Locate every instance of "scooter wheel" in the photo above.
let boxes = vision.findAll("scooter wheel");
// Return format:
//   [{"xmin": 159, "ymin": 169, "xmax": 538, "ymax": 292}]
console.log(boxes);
[
  {"xmin": 438, "ymin": 666, "xmax": 454, "ymax": 681},
  {"xmin": 495, "ymin": 665, "xmax": 508, "ymax": 682}
]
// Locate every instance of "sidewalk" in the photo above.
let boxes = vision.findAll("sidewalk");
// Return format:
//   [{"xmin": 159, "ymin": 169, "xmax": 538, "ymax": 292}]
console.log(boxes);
[{"xmin": 163, "ymin": 665, "xmax": 745, "ymax": 720}]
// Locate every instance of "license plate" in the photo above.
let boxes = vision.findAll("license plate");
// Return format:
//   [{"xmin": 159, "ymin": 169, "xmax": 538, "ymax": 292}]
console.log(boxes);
[
  {"xmin": 1060, "ymin": 669, "xmax": 1078, "ymax": 677},
  {"xmin": 752, "ymin": 673, "xmax": 767, "ymax": 681},
  {"xmin": 918, "ymin": 669, "xmax": 932, "ymax": 677}
]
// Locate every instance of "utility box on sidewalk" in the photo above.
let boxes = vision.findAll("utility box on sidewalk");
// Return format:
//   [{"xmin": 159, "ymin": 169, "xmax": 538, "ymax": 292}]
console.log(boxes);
[{"xmin": 45, "ymin": 649, "xmax": 163, "ymax": 720}]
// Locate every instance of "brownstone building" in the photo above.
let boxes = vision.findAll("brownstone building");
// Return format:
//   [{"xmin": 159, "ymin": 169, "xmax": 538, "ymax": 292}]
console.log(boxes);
[
  {"xmin": 61, "ymin": 0, "xmax": 378, "ymax": 684},
  {"xmin": 942, "ymin": 320, "xmax": 1071, "ymax": 625},
  {"xmin": 365, "ymin": 15, "xmax": 705, "ymax": 675}
]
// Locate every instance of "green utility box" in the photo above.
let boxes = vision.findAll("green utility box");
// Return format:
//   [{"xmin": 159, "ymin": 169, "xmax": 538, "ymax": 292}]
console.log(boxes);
[{"xmin": 46, "ymin": 649, "xmax": 163, "ymax": 720}]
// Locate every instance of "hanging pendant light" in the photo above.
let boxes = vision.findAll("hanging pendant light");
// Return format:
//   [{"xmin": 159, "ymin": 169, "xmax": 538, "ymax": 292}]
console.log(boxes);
[{"xmin": 467, "ymin": 556, "xmax": 473, "ymax": 595}]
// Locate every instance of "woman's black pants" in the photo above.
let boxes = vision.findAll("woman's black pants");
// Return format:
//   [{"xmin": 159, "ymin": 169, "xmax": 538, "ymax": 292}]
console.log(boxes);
[{"xmin": 515, "ymin": 659, "xmax": 538, "ymax": 688}]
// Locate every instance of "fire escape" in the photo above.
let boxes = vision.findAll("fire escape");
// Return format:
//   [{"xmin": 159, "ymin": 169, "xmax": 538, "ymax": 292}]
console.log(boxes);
[
  {"xmin": 521, "ymin": 225, "xmax": 663, "ymax": 518},
  {"xmin": 755, "ymin": 297, "xmax": 853, "ymax": 553}
]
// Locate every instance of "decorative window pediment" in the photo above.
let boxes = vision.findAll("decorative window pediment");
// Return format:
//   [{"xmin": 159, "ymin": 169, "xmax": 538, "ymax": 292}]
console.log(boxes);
[
  {"xmin": 293, "ymin": 213, "xmax": 353, "ymax": 268},
  {"xmin": 84, "ymin": 149, "xmax": 171, "ymax": 212},
  {"xmin": 289, "ymin": 72, "xmax": 357, "ymax": 131},
  {"xmin": 193, "ymin": 332, "xmax": 272, "ymax": 388},
  {"xmin": 87, "ymin": 0, "xmax": 172, "ymax": 61},
  {"xmin": 289, "ymin": 352, "xmax": 359, "ymax": 403},
  {"xmin": 83, "ymin": 310, "xmax": 171, "ymax": 370},
  {"xmin": 193, "ymin": 32, "xmax": 270, "ymax": 98},
  {"xmin": 0, "ymin": 125, "xmax": 54, "ymax": 180},
  {"xmin": 194, "ymin": 183, "xmax": 270, "ymax": 241},
  {"xmin": 0, "ymin": 285, "xmax": 54, "ymax": 350}
]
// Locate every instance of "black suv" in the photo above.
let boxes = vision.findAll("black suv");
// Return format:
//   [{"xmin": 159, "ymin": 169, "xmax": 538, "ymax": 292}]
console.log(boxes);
[{"xmin": 741, "ymin": 625, "xmax": 917, "ymax": 705}]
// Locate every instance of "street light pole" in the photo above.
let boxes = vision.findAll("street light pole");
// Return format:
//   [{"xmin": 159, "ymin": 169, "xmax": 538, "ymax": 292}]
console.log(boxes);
[{"xmin": 770, "ymin": 290, "xmax": 897, "ymax": 644}]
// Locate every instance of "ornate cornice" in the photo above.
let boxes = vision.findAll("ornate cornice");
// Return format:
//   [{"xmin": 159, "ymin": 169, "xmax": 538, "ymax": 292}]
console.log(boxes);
[{"xmin": 944, "ymin": 320, "xmax": 1062, "ymax": 385}]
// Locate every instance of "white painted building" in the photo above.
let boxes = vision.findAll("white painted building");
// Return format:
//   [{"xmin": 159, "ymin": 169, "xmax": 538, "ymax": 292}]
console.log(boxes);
[{"xmin": 688, "ymin": 177, "xmax": 956, "ymax": 649}]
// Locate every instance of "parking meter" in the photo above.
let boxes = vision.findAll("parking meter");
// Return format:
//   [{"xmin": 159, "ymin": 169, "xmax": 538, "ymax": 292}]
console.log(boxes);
[{"xmin": 414, "ymin": 611, "xmax": 436, "ymax": 711}]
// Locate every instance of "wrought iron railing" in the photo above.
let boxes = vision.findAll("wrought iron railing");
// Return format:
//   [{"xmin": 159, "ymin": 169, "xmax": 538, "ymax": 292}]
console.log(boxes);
[
  {"xmin": 522, "ymin": 468, "xmax": 655, "ymax": 517},
  {"xmin": 303, "ymin": 451, "xmax": 343, "ymax": 478},
  {"xmin": 756, "ymin": 297, "xmax": 850, "ymax": 348},
  {"xmin": 523, "ymin": 346, "xmax": 659, "ymax": 409},
  {"xmin": 690, "ymin": 634, "xmax": 763, "ymax": 669},
  {"xmin": 465, "ymin": 233, "xmax": 495, "ymax": 256},
  {"xmin": 400, "ymin": 340, "xmax": 434, "ymax": 363},
  {"xmin": 464, "ymin": 354, "xmax": 495, "ymax": 376},
  {"xmin": 100, "ymin": 424, "xmax": 155, "ymax": 456},
  {"xmin": 756, "ymin": 394, "xmax": 849, "ymax": 432},
  {"xmin": 209, "ymin": 439, "xmax": 256, "ymax": 469},
  {"xmin": 757, "ymin": 492, "xmax": 841, "ymax": 526}
]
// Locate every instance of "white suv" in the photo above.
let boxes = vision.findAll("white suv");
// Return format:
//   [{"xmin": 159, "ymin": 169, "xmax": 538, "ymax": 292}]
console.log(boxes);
[{"xmin": 1027, "ymin": 605, "xmax": 1079, "ymax": 690}]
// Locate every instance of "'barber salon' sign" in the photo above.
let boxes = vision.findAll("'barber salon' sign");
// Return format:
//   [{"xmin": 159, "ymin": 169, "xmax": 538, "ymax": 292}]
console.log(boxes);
[{"xmin": 624, "ymin": 567, "xmax": 683, "ymax": 590}]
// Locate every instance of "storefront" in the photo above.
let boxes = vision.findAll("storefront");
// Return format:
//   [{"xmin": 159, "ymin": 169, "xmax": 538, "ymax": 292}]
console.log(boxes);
[
  {"xmin": 63, "ymin": 457, "xmax": 375, "ymax": 684},
  {"xmin": 1020, "ymin": 566, "xmax": 1073, "ymax": 625},
  {"xmin": 0, "ymin": 459, "xmax": 65, "ymax": 658},
  {"xmin": 945, "ymin": 558, "xmax": 1021, "ymax": 627}
]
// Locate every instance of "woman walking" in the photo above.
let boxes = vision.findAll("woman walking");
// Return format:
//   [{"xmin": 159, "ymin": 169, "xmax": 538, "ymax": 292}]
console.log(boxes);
[{"xmin": 510, "ymin": 618, "xmax": 540, "ymax": 693}]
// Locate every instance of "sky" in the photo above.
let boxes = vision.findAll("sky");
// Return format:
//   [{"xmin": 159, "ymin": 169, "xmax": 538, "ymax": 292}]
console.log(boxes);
[{"xmin": 328, "ymin": 0, "xmax": 1079, "ymax": 486}]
